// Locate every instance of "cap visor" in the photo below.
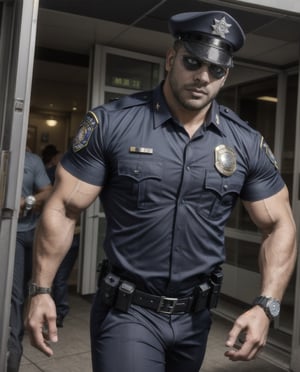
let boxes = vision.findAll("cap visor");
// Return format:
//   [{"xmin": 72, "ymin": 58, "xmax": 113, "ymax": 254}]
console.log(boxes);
[{"xmin": 184, "ymin": 41, "xmax": 233, "ymax": 67}]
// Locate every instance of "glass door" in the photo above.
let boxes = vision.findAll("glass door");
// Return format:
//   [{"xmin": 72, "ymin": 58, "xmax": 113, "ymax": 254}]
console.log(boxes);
[
  {"xmin": 0, "ymin": 0, "xmax": 39, "ymax": 367},
  {"xmin": 79, "ymin": 45, "xmax": 164, "ymax": 294},
  {"xmin": 218, "ymin": 72, "xmax": 299, "ymax": 367}
]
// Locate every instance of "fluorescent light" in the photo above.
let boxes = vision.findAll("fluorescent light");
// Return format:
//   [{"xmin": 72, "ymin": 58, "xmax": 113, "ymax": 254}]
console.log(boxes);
[{"xmin": 257, "ymin": 96, "xmax": 278, "ymax": 103}]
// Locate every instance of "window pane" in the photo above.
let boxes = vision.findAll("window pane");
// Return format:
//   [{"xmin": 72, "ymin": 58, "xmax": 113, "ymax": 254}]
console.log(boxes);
[
  {"xmin": 105, "ymin": 54, "xmax": 160, "ymax": 91},
  {"xmin": 239, "ymin": 77, "xmax": 277, "ymax": 145},
  {"xmin": 225, "ymin": 237, "xmax": 260, "ymax": 272}
]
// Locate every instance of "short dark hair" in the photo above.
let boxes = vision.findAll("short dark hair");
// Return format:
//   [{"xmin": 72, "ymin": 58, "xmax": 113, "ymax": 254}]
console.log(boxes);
[{"xmin": 42, "ymin": 144, "xmax": 59, "ymax": 164}]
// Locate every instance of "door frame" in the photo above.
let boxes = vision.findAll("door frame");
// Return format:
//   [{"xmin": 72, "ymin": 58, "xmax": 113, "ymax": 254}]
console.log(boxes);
[{"xmin": 0, "ymin": 0, "xmax": 39, "ymax": 367}]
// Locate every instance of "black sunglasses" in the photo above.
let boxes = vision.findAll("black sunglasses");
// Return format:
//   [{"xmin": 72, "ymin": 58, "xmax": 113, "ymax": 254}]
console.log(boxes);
[{"xmin": 181, "ymin": 55, "xmax": 227, "ymax": 80}]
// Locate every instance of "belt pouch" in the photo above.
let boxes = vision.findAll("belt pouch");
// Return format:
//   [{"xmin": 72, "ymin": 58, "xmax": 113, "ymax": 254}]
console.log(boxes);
[
  {"xmin": 193, "ymin": 282, "xmax": 211, "ymax": 312},
  {"xmin": 208, "ymin": 271, "xmax": 223, "ymax": 309},
  {"xmin": 115, "ymin": 281, "xmax": 136, "ymax": 312},
  {"xmin": 97, "ymin": 259, "xmax": 110, "ymax": 287},
  {"xmin": 100, "ymin": 273, "xmax": 120, "ymax": 306}
]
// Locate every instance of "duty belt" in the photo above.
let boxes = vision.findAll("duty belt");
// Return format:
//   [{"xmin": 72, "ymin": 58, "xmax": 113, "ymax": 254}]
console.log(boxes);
[
  {"xmin": 98, "ymin": 261, "xmax": 223, "ymax": 315},
  {"xmin": 132, "ymin": 290, "xmax": 193, "ymax": 314}
]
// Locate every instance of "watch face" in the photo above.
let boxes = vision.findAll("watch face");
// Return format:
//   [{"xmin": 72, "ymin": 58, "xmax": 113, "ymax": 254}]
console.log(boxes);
[
  {"xmin": 267, "ymin": 299, "xmax": 280, "ymax": 317},
  {"xmin": 29, "ymin": 283, "xmax": 37, "ymax": 296}
]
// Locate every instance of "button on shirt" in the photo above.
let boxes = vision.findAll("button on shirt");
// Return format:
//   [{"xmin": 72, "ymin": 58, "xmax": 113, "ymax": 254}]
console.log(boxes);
[{"xmin": 61, "ymin": 84, "xmax": 284, "ymax": 297}]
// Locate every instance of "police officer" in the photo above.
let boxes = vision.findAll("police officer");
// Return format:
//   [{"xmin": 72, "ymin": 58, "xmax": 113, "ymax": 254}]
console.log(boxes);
[{"xmin": 26, "ymin": 11, "xmax": 296, "ymax": 372}]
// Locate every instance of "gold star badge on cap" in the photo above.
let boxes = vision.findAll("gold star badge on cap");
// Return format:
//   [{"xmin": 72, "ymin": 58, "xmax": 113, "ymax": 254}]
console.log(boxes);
[{"xmin": 212, "ymin": 17, "xmax": 232, "ymax": 38}]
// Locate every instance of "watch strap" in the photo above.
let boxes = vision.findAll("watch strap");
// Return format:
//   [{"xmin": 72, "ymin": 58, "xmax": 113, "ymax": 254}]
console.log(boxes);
[
  {"xmin": 29, "ymin": 283, "xmax": 52, "ymax": 297},
  {"xmin": 253, "ymin": 296, "xmax": 280, "ymax": 320}
]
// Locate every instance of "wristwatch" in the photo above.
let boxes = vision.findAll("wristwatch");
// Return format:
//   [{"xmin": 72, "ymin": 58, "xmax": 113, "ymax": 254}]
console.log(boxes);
[
  {"xmin": 24, "ymin": 195, "xmax": 36, "ymax": 210},
  {"xmin": 29, "ymin": 283, "xmax": 52, "ymax": 297},
  {"xmin": 253, "ymin": 296, "xmax": 281, "ymax": 320}
]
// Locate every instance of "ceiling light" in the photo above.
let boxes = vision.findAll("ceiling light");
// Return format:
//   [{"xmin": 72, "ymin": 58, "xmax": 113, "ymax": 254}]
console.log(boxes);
[
  {"xmin": 46, "ymin": 119, "xmax": 58, "ymax": 127},
  {"xmin": 257, "ymin": 96, "xmax": 278, "ymax": 103}
]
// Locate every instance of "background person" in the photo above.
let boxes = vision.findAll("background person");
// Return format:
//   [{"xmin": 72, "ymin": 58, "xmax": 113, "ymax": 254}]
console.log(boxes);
[
  {"xmin": 41, "ymin": 144, "xmax": 62, "ymax": 184},
  {"xmin": 26, "ymin": 10, "xmax": 296, "ymax": 372},
  {"xmin": 7, "ymin": 149, "xmax": 52, "ymax": 372}
]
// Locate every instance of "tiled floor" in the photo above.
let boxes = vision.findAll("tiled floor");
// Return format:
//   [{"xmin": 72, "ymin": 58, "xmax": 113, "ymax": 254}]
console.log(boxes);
[{"xmin": 20, "ymin": 291, "xmax": 288, "ymax": 372}]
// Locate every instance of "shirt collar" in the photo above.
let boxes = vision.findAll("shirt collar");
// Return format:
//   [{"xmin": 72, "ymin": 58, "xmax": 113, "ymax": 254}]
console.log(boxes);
[
  {"xmin": 152, "ymin": 84, "xmax": 226, "ymax": 136},
  {"xmin": 153, "ymin": 83, "xmax": 173, "ymax": 128},
  {"xmin": 204, "ymin": 101, "xmax": 226, "ymax": 136}
]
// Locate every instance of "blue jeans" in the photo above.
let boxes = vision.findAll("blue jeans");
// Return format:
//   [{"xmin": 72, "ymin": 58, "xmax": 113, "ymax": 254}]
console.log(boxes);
[
  {"xmin": 90, "ymin": 288, "xmax": 212, "ymax": 372},
  {"xmin": 52, "ymin": 234, "xmax": 80, "ymax": 320},
  {"xmin": 7, "ymin": 229, "xmax": 35, "ymax": 372}
]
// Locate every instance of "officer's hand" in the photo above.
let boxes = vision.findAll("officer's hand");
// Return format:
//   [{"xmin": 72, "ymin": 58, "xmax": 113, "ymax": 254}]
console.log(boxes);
[
  {"xmin": 224, "ymin": 306, "xmax": 270, "ymax": 361},
  {"xmin": 25, "ymin": 294, "xmax": 58, "ymax": 357}
]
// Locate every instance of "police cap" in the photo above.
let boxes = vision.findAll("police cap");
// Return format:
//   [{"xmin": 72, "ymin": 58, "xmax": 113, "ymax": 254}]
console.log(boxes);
[{"xmin": 169, "ymin": 11, "xmax": 245, "ymax": 68}]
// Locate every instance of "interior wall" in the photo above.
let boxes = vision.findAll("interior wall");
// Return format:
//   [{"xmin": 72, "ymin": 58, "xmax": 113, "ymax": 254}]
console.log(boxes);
[
  {"xmin": 225, "ymin": 64, "xmax": 277, "ymax": 88},
  {"xmin": 28, "ymin": 111, "xmax": 69, "ymax": 155}
]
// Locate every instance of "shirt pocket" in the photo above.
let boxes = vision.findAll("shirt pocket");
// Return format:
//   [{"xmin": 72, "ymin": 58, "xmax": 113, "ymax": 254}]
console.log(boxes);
[
  {"xmin": 118, "ymin": 158, "xmax": 163, "ymax": 209},
  {"xmin": 196, "ymin": 170, "xmax": 243, "ymax": 220}
]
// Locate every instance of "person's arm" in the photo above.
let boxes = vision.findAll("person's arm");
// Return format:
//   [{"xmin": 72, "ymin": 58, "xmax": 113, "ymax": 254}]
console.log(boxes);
[
  {"xmin": 20, "ymin": 185, "xmax": 52, "ymax": 216},
  {"xmin": 225, "ymin": 185, "xmax": 296, "ymax": 361},
  {"xmin": 26, "ymin": 163, "xmax": 102, "ymax": 356}
]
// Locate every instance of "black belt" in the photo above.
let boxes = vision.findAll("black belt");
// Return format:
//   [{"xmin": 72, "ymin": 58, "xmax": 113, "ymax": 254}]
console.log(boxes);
[
  {"xmin": 132, "ymin": 289, "xmax": 195, "ymax": 314},
  {"xmin": 98, "ymin": 260, "xmax": 223, "ymax": 315}
]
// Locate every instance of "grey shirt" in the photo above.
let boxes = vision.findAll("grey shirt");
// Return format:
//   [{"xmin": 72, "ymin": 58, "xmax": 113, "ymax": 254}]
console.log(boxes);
[{"xmin": 18, "ymin": 151, "xmax": 51, "ymax": 232}]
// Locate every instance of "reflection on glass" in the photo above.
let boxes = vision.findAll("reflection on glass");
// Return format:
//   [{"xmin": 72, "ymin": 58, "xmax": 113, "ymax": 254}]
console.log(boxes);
[{"xmin": 106, "ymin": 54, "xmax": 160, "ymax": 91}]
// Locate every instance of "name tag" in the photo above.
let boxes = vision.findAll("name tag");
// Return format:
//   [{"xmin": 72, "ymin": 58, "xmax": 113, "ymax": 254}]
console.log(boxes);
[{"xmin": 129, "ymin": 146, "xmax": 153, "ymax": 154}]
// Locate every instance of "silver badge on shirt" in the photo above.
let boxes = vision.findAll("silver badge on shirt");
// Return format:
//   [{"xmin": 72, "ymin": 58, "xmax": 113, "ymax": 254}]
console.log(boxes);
[{"xmin": 215, "ymin": 144, "xmax": 236, "ymax": 176}]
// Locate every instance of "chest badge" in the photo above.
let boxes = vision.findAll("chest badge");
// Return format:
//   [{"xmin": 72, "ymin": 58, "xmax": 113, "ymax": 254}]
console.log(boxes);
[{"xmin": 215, "ymin": 144, "xmax": 236, "ymax": 176}]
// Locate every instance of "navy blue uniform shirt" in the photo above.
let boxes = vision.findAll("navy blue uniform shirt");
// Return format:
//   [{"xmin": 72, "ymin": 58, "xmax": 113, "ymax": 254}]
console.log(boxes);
[{"xmin": 61, "ymin": 84, "xmax": 284, "ymax": 297}]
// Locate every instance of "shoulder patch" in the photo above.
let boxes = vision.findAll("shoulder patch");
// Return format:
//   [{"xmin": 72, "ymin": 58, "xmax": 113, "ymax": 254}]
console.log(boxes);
[
  {"xmin": 72, "ymin": 111, "xmax": 99, "ymax": 152},
  {"xmin": 260, "ymin": 136, "xmax": 278, "ymax": 169}
]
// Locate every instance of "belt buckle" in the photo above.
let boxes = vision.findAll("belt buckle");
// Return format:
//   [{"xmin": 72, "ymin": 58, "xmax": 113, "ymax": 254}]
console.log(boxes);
[{"xmin": 157, "ymin": 296, "xmax": 178, "ymax": 314}]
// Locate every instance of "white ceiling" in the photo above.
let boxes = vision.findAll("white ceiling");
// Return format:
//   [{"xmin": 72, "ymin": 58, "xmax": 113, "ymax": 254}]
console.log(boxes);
[{"xmin": 30, "ymin": 0, "xmax": 300, "ymax": 114}]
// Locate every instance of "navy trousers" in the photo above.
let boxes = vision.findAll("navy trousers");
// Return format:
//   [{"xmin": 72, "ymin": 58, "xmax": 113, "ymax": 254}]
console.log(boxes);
[
  {"xmin": 90, "ymin": 288, "xmax": 212, "ymax": 372},
  {"xmin": 7, "ymin": 229, "xmax": 34, "ymax": 372}
]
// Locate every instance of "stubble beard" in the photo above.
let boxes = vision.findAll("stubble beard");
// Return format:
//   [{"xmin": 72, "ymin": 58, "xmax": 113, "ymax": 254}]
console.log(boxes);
[{"xmin": 169, "ymin": 72, "xmax": 215, "ymax": 113}]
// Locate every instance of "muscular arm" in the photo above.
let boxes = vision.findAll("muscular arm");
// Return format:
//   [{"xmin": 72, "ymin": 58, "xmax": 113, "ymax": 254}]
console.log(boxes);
[
  {"xmin": 27, "ymin": 164, "xmax": 102, "ymax": 355},
  {"xmin": 245, "ymin": 185, "xmax": 296, "ymax": 300},
  {"xmin": 32, "ymin": 164, "xmax": 102, "ymax": 287},
  {"xmin": 225, "ymin": 186, "xmax": 296, "ymax": 361}
]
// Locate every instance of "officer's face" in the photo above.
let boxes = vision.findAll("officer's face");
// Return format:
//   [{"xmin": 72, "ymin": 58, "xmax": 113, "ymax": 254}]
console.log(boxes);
[{"xmin": 164, "ymin": 46, "xmax": 229, "ymax": 112}]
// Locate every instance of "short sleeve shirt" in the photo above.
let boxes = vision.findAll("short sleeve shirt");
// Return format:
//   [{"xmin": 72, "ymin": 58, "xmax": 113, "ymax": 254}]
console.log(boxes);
[
  {"xmin": 61, "ymin": 84, "xmax": 284, "ymax": 296},
  {"xmin": 18, "ymin": 152, "xmax": 51, "ymax": 232}
]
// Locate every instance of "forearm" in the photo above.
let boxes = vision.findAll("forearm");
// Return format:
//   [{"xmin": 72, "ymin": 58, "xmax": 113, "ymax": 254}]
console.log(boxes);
[
  {"xmin": 32, "ymin": 201, "xmax": 78, "ymax": 287},
  {"xmin": 259, "ymin": 220, "xmax": 296, "ymax": 300}
]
